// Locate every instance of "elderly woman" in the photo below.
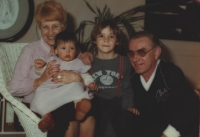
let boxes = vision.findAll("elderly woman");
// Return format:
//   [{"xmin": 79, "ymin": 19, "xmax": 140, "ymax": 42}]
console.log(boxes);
[{"xmin": 8, "ymin": 1, "xmax": 95, "ymax": 137}]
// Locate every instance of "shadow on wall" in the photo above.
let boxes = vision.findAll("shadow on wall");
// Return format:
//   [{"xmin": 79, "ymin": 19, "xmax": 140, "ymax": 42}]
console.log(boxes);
[
  {"xmin": 159, "ymin": 41, "xmax": 172, "ymax": 62},
  {"xmin": 186, "ymin": 77, "xmax": 196, "ymax": 90},
  {"xmin": 160, "ymin": 42, "xmax": 196, "ymax": 89},
  {"xmin": 65, "ymin": 12, "xmax": 76, "ymax": 32}
]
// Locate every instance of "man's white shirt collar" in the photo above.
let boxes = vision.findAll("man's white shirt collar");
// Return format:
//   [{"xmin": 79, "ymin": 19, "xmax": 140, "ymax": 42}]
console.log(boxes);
[{"xmin": 140, "ymin": 59, "xmax": 160, "ymax": 91}]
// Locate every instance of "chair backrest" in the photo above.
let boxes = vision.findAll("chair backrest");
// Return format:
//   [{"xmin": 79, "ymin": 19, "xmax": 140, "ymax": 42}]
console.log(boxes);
[
  {"xmin": 0, "ymin": 42, "xmax": 47, "ymax": 137},
  {"xmin": 0, "ymin": 43, "xmax": 27, "ymax": 85}
]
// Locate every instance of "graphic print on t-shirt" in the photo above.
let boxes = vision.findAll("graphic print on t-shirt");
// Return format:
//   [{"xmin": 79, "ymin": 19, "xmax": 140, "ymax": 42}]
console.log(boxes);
[{"xmin": 92, "ymin": 70, "xmax": 119, "ymax": 89}]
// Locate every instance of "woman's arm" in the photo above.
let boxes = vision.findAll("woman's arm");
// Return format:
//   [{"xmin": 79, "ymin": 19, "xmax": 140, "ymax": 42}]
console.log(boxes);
[
  {"xmin": 79, "ymin": 52, "xmax": 94, "ymax": 65},
  {"xmin": 8, "ymin": 44, "xmax": 60, "ymax": 96},
  {"xmin": 8, "ymin": 46, "xmax": 36, "ymax": 96},
  {"xmin": 51, "ymin": 70, "xmax": 83, "ymax": 84}
]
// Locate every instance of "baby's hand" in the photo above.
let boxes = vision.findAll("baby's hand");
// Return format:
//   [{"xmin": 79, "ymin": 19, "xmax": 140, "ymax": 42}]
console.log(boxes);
[
  {"xmin": 34, "ymin": 59, "xmax": 46, "ymax": 69},
  {"xmin": 88, "ymin": 82, "xmax": 98, "ymax": 93}
]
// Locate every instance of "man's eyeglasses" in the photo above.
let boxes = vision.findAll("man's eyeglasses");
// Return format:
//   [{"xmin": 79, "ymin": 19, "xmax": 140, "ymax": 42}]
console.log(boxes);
[{"xmin": 127, "ymin": 47, "xmax": 156, "ymax": 57}]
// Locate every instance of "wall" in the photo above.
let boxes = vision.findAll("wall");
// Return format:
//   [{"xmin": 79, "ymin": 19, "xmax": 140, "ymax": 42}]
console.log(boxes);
[
  {"xmin": 16, "ymin": 0, "xmax": 200, "ymax": 89},
  {"xmin": 161, "ymin": 39, "xmax": 200, "ymax": 88},
  {"xmin": 16, "ymin": 0, "xmax": 144, "ymax": 43}
]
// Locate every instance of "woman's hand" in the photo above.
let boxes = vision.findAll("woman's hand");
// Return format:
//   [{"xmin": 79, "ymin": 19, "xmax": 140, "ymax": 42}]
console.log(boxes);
[
  {"xmin": 79, "ymin": 52, "xmax": 94, "ymax": 65},
  {"xmin": 51, "ymin": 70, "xmax": 83, "ymax": 84},
  {"xmin": 34, "ymin": 60, "xmax": 60, "ymax": 89}
]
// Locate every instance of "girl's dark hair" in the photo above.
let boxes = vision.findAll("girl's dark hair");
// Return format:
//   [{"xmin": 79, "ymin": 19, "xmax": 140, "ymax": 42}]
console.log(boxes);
[
  {"xmin": 90, "ymin": 19, "xmax": 122, "ymax": 55},
  {"xmin": 54, "ymin": 31, "xmax": 80, "ymax": 56}
]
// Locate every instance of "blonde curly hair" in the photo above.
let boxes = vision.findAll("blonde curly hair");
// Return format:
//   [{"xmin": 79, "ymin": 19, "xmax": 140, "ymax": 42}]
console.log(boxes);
[{"xmin": 35, "ymin": 0, "xmax": 67, "ymax": 29}]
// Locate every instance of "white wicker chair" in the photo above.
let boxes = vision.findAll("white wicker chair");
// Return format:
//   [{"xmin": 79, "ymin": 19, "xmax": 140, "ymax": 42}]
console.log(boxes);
[{"xmin": 0, "ymin": 42, "xmax": 47, "ymax": 137}]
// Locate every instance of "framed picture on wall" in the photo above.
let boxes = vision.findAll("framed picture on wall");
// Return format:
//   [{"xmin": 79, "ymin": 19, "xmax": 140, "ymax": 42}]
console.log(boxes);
[
  {"xmin": 0, "ymin": 0, "xmax": 34, "ymax": 42},
  {"xmin": 144, "ymin": 0, "xmax": 200, "ymax": 41}
]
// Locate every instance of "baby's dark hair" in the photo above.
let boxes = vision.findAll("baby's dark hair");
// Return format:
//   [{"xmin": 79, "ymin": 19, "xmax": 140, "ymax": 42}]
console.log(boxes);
[
  {"xmin": 54, "ymin": 31, "xmax": 80, "ymax": 56},
  {"xmin": 90, "ymin": 19, "xmax": 122, "ymax": 55}
]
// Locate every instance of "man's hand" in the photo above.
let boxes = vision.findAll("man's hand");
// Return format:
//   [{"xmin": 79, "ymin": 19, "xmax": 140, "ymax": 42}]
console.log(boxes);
[
  {"xmin": 195, "ymin": 75, "xmax": 200, "ymax": 98},
  {"xmin": 194, "ymin": 89, "xmax": 200, "ymax": 99},
  {"xmin": 128, "ymin": 108, "xmax": 140, "ymax": 115}
]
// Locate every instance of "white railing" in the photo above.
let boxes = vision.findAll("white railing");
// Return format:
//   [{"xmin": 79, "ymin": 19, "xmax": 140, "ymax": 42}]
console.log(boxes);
[{"xmin": 0, "ymin": 97, "xmax": 25, "ymax": 135}]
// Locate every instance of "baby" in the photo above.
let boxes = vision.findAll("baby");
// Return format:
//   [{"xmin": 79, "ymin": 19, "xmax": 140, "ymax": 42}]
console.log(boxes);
[{"xmin": 30, "ymin": 31, "xmax": 98, "ymax": 132}]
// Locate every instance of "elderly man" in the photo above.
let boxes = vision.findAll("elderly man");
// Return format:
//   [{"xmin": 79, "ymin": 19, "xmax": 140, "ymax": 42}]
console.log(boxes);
[{"xmin": 127, "ymin": 31, "xmax": 199, "ymax": 137}]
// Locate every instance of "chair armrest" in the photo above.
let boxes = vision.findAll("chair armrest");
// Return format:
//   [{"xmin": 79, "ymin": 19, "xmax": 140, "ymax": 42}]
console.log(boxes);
[
  {"xmin": 0, "ymin": 43, "xmax": 46, "ymax": 137},
  {"xmin": 0, "ymin": 44, "xmax": 40, "ymax": 123}
]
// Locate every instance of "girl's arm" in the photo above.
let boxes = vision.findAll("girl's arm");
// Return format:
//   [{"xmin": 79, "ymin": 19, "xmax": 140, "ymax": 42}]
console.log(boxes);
[{"xmin": 120, "ymin": 57, "xmax": 134, "ymax": 109}]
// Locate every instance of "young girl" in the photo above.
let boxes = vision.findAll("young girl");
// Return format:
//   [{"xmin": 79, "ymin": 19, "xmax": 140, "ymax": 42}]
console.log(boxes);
[
  {"xmin": 88, "ymin": 20, "xmax": 137, "ymax": 137},
  {"xmin": 30, "ymin": 31, "xmax": 98, "ymax": 132}
]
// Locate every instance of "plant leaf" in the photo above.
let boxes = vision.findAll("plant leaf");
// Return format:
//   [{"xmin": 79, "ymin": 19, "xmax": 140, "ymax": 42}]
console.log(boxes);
[
  {"xmin": 101, "ymin": 4, "xmax": 108, "ymax": 18},
  {"xmin": 76, "ymin": 2, "xmax": 154, "ymax": 51},
  {"xmin": 80, "ymin": 38, "xmax": 92, "ymax": 52},
  {"xmin": 84, "ymin": 0, "xmax": 97, "ymax": 15},
  {"xmin": 118, "ymin": 16, "xmax": 136, "ymax": 37},
  {"xmin": 96, "ymin": 6, "xmax": 101, "ymax": 16}
]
